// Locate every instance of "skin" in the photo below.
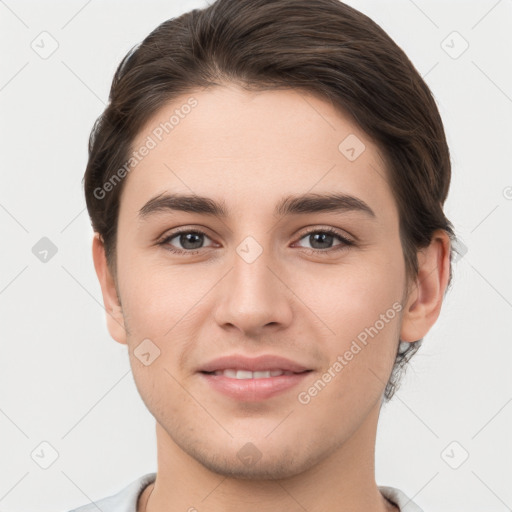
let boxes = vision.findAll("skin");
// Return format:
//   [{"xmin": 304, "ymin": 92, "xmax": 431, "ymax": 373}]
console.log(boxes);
[{"xmin": 92, "ymin": 84, "xmax": 451, "ymax": 512}]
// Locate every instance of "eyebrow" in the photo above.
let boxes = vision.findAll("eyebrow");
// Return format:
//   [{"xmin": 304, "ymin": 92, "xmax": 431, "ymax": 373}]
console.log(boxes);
[{"xmin": 138, "ymin": 192, "xmax": 376, "ymax": 220}]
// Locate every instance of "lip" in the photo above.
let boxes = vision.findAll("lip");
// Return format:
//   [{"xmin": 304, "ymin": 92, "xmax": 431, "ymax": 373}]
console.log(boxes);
[
  {"xmin": 199, "ymin": 372, "xmax": 311, "ymax": 401},
  {"xmin": 198, "ymin": 354, "xmax": 310, "ymax": 373},
  {"xmin": 198, "ymin": 354, "xmax": 313, "ymax": 402}
]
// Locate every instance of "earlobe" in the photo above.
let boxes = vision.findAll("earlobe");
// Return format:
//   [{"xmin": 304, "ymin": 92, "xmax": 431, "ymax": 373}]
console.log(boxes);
[
  {"xmin": 400, "ymin": 230, "xmax": 451, "ymax": 343},
  {"xmin": 91, "ymin": 233, "xmax": 127, "ymax": 345}
]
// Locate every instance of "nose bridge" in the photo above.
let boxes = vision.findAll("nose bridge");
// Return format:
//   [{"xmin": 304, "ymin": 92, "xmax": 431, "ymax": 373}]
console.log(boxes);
[
  {"xmin": 213, "ymin": 233, "xmax": 292, "ymax": 334},
  {"xmin": 234, "ymin": 236, "xmax": 275, "ymax": 297}
]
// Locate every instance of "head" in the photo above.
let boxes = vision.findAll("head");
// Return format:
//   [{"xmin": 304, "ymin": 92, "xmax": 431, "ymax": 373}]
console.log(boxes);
[{"xmin": 85, "ymin": 0, "xmax": 454, "ymax": 479}]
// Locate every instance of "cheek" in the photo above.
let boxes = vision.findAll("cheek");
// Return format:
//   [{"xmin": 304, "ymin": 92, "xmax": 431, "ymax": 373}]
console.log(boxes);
[
  {"xmin": 297, "ymin": 283, "xmax": 402, "ymax": 432},
  {"xmin": 303, "ymin": 250, "xmax": 405, "ymax": 403},
  {"xmin": 305, "ymin": 256, "xmax": 405, "ymax": 341},
  {"xmin": 117, "ymin": 252, "xmax": 195, "ymax": 337}
]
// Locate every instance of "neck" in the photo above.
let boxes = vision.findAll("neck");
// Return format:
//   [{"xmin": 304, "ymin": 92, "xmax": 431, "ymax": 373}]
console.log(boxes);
[{"xmin": 142, "ymin": 401, "xmax": 396, "ymax": 512}]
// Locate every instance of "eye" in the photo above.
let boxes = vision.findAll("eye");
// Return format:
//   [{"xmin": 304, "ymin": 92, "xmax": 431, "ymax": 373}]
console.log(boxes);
[
  {"xmin": 159, "ymin": 229, "xmax": 214, "ymax": 254},
  {"xmin": 157, "ymin": 226, "xmax": 355, "ymax": 256},
  {"xmin": 294, "ymin": 227, "xmax": 354, "ymax": 253}
]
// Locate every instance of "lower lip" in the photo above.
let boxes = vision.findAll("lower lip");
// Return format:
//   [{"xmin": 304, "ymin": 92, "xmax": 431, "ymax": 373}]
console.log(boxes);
[{"xmin": 199, "ymin": 372, "xmax": 311, "ymax": 401}]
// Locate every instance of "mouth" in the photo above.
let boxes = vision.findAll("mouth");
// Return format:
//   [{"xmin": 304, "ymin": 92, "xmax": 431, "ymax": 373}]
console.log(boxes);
[{"xmin": 197, "ymin": 354, "xmax": 313, "ymax": 401}]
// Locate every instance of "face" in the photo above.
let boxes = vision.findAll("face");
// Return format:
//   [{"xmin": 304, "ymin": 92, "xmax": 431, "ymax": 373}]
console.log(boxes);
[{"xmin": 107, "ymin": 85, "xmax": 412, "ymax": 478}]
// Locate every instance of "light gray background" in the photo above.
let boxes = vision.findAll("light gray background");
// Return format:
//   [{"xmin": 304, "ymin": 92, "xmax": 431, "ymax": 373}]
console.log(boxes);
[{"xmin": 1, "ymin": 1, "xmax": 511, "ymax": 511}]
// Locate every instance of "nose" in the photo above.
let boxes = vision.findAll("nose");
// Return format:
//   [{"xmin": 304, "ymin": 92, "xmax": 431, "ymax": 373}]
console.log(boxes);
[{"xmin": 213, "ymin": 242, "xmax": 293, "ymax": 337}]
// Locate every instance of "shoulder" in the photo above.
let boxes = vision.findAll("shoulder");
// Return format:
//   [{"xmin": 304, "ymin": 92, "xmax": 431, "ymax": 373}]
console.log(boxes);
[
  {"xmin": 379, "ymin": 485, "xmax": 425, "ymax": 512},
  {"xmin": 65, "ymin": 473, "xmax": 157, "ymax": 512}
]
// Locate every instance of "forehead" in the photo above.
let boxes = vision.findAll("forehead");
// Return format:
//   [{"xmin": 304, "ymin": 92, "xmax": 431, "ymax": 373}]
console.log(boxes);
[{"xmin": 122, "ymin": 85, "xmax": 395, "ymax": 221}]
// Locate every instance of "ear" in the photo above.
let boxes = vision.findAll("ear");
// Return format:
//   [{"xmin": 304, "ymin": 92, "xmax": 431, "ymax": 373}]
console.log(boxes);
[
  {"xmin": 400, "ymin": 229, "xmax": 451, "ymax": 343},
  {"xmin": 92, "ymin": 232, "xmax": 127, "ymax": 345}
]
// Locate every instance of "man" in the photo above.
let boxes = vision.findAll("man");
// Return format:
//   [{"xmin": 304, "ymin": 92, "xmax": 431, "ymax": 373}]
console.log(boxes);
[{"xmin": 72, "ymin": 0, "xmax": 454, "ymax": 510}]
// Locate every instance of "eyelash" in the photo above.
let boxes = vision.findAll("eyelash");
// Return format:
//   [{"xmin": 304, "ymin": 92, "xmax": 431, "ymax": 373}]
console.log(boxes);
[{"xmin": 157, "ymin": 227, "xmax": 355, "ymax": 256}]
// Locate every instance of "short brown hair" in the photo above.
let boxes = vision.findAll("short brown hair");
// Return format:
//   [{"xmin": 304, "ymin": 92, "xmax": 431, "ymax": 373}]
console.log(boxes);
[{"xmin": 83, "ymin": 0, "xmax": 455, "ymax": 400}]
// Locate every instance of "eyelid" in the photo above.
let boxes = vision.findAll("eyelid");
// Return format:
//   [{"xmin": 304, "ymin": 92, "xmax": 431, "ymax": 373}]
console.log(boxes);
[{"xmin": 295, "ymin": 225, "xmax": 354, "ymax": 243}]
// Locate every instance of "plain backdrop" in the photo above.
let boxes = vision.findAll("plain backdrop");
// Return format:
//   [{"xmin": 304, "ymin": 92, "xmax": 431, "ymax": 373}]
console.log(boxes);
[{"xmin": 1, "ymin": 1, "xmax": 511, "ymax": 511}]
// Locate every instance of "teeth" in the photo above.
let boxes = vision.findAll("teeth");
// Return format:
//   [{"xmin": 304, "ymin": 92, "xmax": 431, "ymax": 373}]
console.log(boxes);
[
  {"xmin": 212, "ymin": 369, "xmax": 293, "ymax": 379},
  {"xmin": 253, "ymin": 371, "xmax": 271, "ymax": 378}
]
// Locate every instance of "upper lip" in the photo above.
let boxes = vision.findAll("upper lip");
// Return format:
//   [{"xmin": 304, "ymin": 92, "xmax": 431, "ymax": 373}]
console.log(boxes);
[{"xmin": 199, "ymin": 354, "xmax": 311, "ymax": 373}]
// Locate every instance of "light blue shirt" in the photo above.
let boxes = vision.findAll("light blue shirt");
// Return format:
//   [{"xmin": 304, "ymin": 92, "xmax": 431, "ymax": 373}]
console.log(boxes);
[{"xmin": 67, "ymin": 472, "xmax": 424, "ymax": 512}]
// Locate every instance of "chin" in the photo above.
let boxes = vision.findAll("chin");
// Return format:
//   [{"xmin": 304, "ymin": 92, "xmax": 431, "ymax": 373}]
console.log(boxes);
[
  {"xmin": 194, "ymin": 453, "xmax": 311, "ymax": 480},
  {"xmin": 180, "ymin": 435, "xmax": 326, "ymax": 481}
]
